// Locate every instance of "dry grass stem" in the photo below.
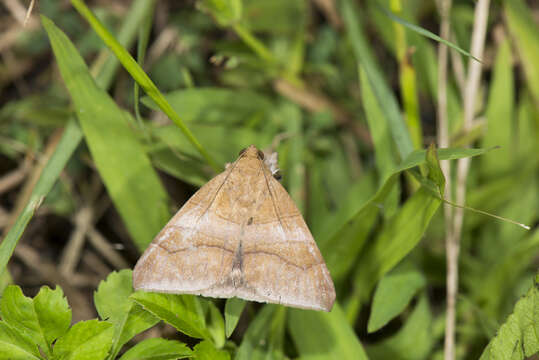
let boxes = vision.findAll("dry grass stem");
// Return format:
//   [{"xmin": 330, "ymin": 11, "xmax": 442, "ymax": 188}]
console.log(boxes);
[
  {"xmin": 436, "ymin": 0, "xmax": 456, "ymax": 356},
  {"xmin": 59, "ymin": 206, "xmax": 93, "ymax": 277},
  {"xmin": 87, "ymin": 227, "xmax": 130, "ymax": 270}
]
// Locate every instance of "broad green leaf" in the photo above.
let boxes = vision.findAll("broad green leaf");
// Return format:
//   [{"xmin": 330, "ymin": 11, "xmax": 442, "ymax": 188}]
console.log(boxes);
[
  {"xmin": 193, "ymin": 340, "xmax": 231, "ymax": 360},
  {"xmin": 33, "ymin": 286, "xmax": 72, "ymax": 346},
  {"xmin": 504, "ymin": 0, "xmax": 539, "ymax": 102},
  {"xmin": 354, "ymin": 187, "xmax": 440, "ymax": 298},
  {"xmin": 69, "ymin": 0, "xmax": 218, "ymax": 170},
  {"xmin": 481, "ymin": 39, "xmax": 514, "ymax": 175},
  {"xmin": 42, "ymin": 15, "xmax": 170, "ymax": 251},
  {"xmin": 368, "ymin": 265, "xmax": 426, "ymax": 333},
  {"xmin": 341, "ymin": 0, "xmax": 413, "ymax": 159},
  {"xmin": 94, "ymin": 270, "xmax": 158, "ymax": 359},
  {"xmin": 0, "ymin": 285, "xmax": 51, "ymax": 356},
  {"xmin": 224, "ymin": 298, "xmax": 246, "ymax": 338},
  {"xmin": 479, "ymin": 275, "xmax": 539, "ymax": 359},
  {"xmin": 205, "ymin": 301, "xmax": 225, "ymax": 348},
  {"xmin": 288, "ymin": 305, "xmax": 368, "ymax": 360},
  {"xmin": 53, "ymin": 319, "xmax": 114, "ymax": 360},
  {"xmin": 95, "ymin": 270, "xmax": 136, "ymax": 323},
  {"xmin": 119, "ymin": 338, "xmax": 193, "ymax": 360},
  {"xmin": 131, "ymin": 292, "xmax": 210, "ymax": 340},
  {"xmin": 366, "ymin": 294, "xmax": 433, "ymax": 360},
  {"xmin": 235, "ymin": 305, "xmax": 286, "ymax": 360},
  {"xmin": 0, "ymin": 119, "xmax": 82, "ymax": 277},
  {"xmin": 0, "ymin": 322, "xmax": 40, "ymax": 360}
]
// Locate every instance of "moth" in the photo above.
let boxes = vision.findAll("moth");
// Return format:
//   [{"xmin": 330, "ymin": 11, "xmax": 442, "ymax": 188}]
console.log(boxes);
[{"xmin": 133, "ymin": 145, "xmax": 336, "ymax": 311}]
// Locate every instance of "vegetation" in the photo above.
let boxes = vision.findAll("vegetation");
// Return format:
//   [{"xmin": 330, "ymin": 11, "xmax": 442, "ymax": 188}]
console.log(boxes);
[{"xmin": 0, "ymin": 0, "xmax": 537, "ymax": 359}]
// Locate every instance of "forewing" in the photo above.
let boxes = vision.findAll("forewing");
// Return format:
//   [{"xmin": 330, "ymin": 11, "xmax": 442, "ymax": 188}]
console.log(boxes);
[
  {"xmin": 133, "ymin": 170, "xmax": 239, "ymax": 297},
  {"xmin": 238, "ymin": 171, "xmax": 336, "ymax": 311}
]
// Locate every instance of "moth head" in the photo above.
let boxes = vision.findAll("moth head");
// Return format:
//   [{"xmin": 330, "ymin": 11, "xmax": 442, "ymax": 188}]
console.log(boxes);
[{"xmin": 238, "ymin": 145, "xmax": 264, "ymax": 160}]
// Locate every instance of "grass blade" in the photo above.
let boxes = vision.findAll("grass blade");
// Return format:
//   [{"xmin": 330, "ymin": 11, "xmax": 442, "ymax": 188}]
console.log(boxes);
[
  {"xmin": 0, "ymin": 120, "xmax": 82, "ymax": 276},
  {"xmin": 69, "ymin": 0, "xmax": 219, "ymax": 171},
  {"xmin": 42, "ymin": 15, "xmax": 170, "ymax": 250},
  {"xmin": 341, "ymin": 0, "xmax": 413, "ymax": 159},
  {"xmin": 378, "ymin": 5, "xmax": 482, "ymax": 63}
]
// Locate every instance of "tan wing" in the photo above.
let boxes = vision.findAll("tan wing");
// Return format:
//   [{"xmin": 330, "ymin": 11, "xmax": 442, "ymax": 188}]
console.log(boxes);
[
  {"xmin": 133, "ymin": 145, "xmax": 336, "ymax": 311},
  {"xmin": 133, "ymin": 168, "xmax": 239, "ymax": 297},
  {"xmin": 235, "ymin": 168, "xmax": 336, "ymax": 311}
]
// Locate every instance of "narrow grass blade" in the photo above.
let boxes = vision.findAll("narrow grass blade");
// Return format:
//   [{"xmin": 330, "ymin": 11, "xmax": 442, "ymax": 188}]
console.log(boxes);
[
  {"xmin": 378, "ymin": 5, "xmax": 482, "ymax": 63},
  {"xmin": 42, "ymin": 15, "xmax": 170, "ymax": 250},
  {"xmin": 0, "ymin": 119, "xmax": 82, "ymax": 276},
  {"xmin": 341, "ymin": 0, "xmax": 413, "ymax": 159},
  {"xmin": 69, "ymin": 0, "xmax": 219, "ymax": 171}
]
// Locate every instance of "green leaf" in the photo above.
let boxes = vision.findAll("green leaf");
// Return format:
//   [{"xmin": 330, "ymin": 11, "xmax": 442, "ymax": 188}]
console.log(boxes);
[
  {"xmin": 53, "ymin": 319, "xmax": 114, "ymax": 360},
  {"xmin": 33, "ymin": 286, "xmax": 72, "ymax": 346},
  {"xmin": 504, "ymin": 0, "xmax": 539, "ymax": 102},
  {"xmin": 425, "ymin": 144, "xmax": 445, "ymax": 197},
  {"xmin": 119, "ymin": 338, "xmax": 193, "ymax": 360},
  {"xmin": 354, "ymin": 187, "xmax": 440, "ymax": 298},
  {"xmin": 193, "ymin": 340, "xmax": 231, "ymax": 360},
  {"xmin": 235, "ymin": 305, "xmax": 286, "ymax": 360},
  {"xmin": 150, "ymin": 122, "xmax": 272, "ymax": 167},
  {"xmin": 94, "ymin": 270, "xmax": 158, "ymax": 359},
  {"xmin": 141, "ymin": 88, "xmax": 272, "ymax": 125},
  {"xmin": 378, "ymin": 5, "xmax": 481, "ymax": 62},
  {"xmin": 368, "ymin": 265, "xmax": 426, "ymax": 333},
  {"xmin": 41, "ymin": 15, "xmax": 170, "ymax": 251},
  {"xmin": 0, "ymin": 285, "xmax": 51, "ymax": 356},
  {"xmin": 366, "ymin": 294, "xmax": 433, "ymax": 360},
  {"xmin": 359, "ymin": 65, "xmax": 396, "ymax": 179},
  {"xmin": 0, "ymin": 322, "xmax": 40, "ymax": 360},
  {"xmin": 481, "ymin": 39, "xmax": 514, "ymax": 175},
  {"xmin": 479, "ymin": 275, "xmax": 539, "ymax": 359},
  {"xmin": 319, "ymin": 147, "xmax": 489, "ymax": 283},
  {"xmin": 69, "ymin": 0, "xmax": 218, "ymax": 170},
  {"xmin": 205, "ymin": 301, "xmax": 225, "ymax": 348},
  {"xmin": 95, "ymin": 270, "xmax": 136, "ymax": 324},
  {"xmin": 130, "ymin": 292, "xmax": 210, "ymax": 340},
  {"xmin": 341, "ymin": 0, "xmax": 413, "ymax": 159},
  {"xmin": 0, "ymin": 119, "xmax": 82, "ymax": 277},
  {"xmin": 198, "ymin": 0, "xmax": 242, "ymax": 27},
  {"xmin": 224, "ymin": 298, "xmax": 245, "ymax": 338},
  {"xmin": 288, "ymin": 305, "xmax": 369, "ymax": 360}
]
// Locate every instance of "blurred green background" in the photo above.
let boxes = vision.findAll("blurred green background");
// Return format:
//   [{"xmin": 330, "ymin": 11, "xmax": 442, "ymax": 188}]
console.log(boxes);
[{"xmin": 0, "ymin": 0, "xmax": 537, "ymax": 359}]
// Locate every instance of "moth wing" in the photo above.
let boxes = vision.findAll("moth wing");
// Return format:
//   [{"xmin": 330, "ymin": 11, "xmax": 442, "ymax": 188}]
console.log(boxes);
[
  {"xmin": 237, "ymin": 173, "xmax": 336, "ymax": 311},
  {"xmin": 133, "ymin": 170, "xmax": 239, "ymax": 298}
]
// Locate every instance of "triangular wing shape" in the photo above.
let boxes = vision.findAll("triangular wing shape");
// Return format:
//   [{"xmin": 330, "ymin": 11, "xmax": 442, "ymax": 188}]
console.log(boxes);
[{"xmin": 133, "ymin": 145, "xmax": 336, "ymax": 311}]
